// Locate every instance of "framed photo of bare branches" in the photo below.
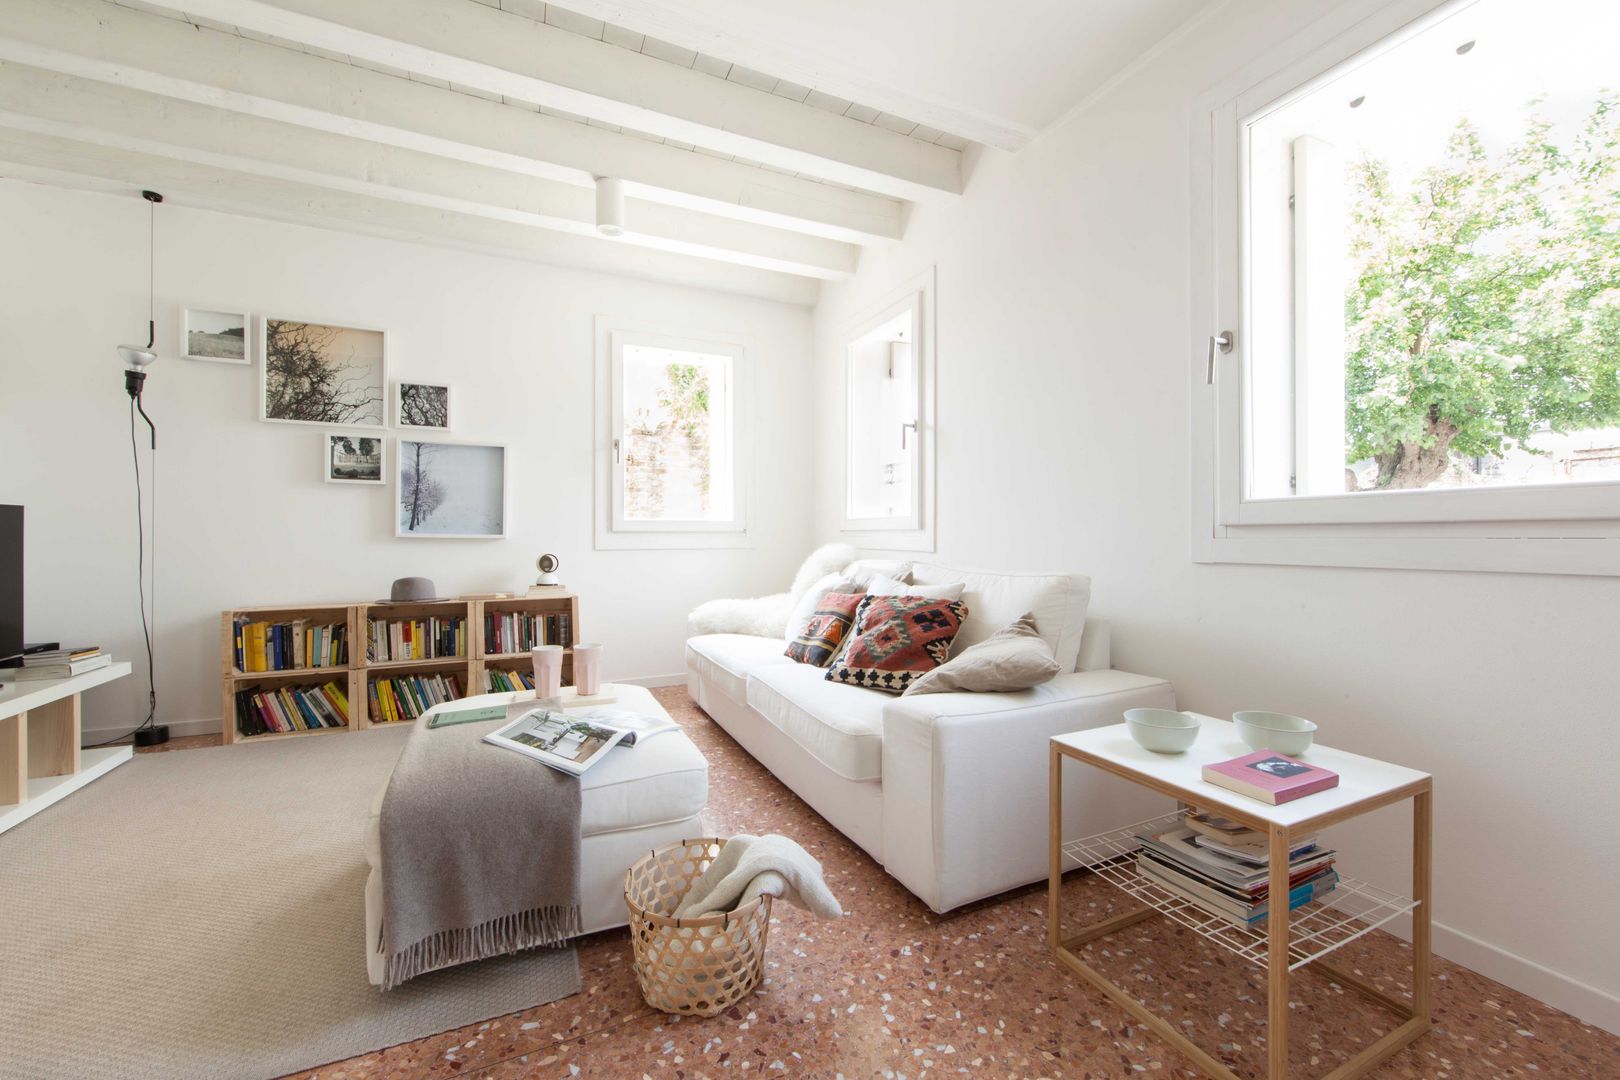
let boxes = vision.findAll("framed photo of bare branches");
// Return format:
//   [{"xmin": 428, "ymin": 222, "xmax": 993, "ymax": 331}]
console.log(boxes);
[
  {"xmin": 396, "ymin": 438, "xmax": 508, "ymax": 539},
  {"xmin": 261, "ymin": 317, "xmax": 386, "ymax": 427},
  {"xmin": 394, "ymin": 380, "xmax": 452, "ymax": 431}
]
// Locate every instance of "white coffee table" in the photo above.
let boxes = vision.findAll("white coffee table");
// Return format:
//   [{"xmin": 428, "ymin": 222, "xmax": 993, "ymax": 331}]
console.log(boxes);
[
  {"xmin": 1048, "ymin": 716, "xmax": 1432, "ymax": 1080},
  {"xmin": 363, "ymin": 683, "xmax": 709, "ymax": 985}
]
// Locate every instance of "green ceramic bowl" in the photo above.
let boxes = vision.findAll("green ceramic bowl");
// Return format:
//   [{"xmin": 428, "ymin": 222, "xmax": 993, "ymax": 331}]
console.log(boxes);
[{"xmin": 1124, "ymin": 708, "xmax": 1201, "ymax": 753}]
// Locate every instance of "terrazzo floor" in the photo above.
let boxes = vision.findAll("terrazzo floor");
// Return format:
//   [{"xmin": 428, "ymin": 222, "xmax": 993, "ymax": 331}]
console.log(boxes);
[{"xmin": 139, "ymin": 690, "xmax": 1618, "ymax": 1079}]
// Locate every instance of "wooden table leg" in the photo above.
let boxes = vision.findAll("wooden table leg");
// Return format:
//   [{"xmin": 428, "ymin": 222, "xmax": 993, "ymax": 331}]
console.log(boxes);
[
  {"xmin": 1, "ymin": 711, "xmax": 26, "ymax": 805},
  {"xmin": 1048, "ymin": 744, "xmax": 1062, "ymax": 950},
  {"xmin": 1268, "ymin": 824, "xmax": 1291, "ymax": 1080},
  {"xmin": 27, "ymin": 692, "xmax": 80, "ymax": 778},
  {"xmin": 1412, "ymin": 788, "xmax": 1432, "ymax": 1027}
]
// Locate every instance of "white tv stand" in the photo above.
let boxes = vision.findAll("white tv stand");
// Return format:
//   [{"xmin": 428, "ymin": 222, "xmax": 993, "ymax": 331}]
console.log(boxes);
[{"xmin": 0, "ymin": 661, "xmax": 133, "ymax": 835}]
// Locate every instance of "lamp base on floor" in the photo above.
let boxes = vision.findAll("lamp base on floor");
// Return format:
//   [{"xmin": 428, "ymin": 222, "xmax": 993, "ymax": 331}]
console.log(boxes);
[{"xmin": 133, "ymin": 725, "xmax": 170, "ymax": 748}]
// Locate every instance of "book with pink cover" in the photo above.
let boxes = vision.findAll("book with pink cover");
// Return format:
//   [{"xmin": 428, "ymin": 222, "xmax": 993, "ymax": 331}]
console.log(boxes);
[{"xmin": 1201, "ymin": 750, "xmax": 1339, "ymax": 805}]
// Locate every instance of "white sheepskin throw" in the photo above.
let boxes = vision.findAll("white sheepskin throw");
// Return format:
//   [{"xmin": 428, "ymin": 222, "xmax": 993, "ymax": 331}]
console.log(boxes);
[
  {"xmin": 688, "ymin": 593, "xmax": 794, "ymax": 638},
  {"xmin": 788, "ymin": 543, "xmax": 857, "ymax": 601},
  {"xmin": 688, "ymin": 543, "xmax": 857, "ymax": 638}
]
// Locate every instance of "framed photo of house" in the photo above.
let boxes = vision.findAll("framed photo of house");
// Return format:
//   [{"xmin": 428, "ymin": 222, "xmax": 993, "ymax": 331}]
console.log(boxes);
[
  {"xmin": 395, "ymin": 438, "xmax": 507, "ymax": 539},
  {"xmin": 394, "ymin": 380, "xmax": 452, "ymax": 430},
  {"xmin": 261, "ymin": 317, "xmax": 386, "ymax": 427},
  {"xmin": 182, "ymin": 308, "xmax": 251, "ymax": 364},
  {"xmin": 324, "ymin": 432, "xmax": 385, "ymax": 485}
]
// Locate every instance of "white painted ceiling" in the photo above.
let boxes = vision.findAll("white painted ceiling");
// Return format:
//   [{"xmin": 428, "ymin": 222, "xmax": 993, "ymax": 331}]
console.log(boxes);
[{"xmin": 554, "ymin": 0, "xmax": 1221, "ymax": 149}]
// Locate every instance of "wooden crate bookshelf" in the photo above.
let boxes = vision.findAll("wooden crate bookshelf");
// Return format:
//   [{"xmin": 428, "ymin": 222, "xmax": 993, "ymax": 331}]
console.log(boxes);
[
  {"xmin": 221, "ymin": 603, "xmax": 360, "ymax": 744},
  {"xmin": 475, "ymin": 592, "xmax": 579, "ymax": 694},
  {"xmin": 221, "ymin": 592, "xmax": 580, "ymax": 741}
]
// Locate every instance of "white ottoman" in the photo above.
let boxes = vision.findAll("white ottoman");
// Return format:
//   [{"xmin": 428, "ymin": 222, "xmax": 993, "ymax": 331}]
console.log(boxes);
[{"xmin": 365, "ymin": 683, "xmax": 709, "ymax": 985}]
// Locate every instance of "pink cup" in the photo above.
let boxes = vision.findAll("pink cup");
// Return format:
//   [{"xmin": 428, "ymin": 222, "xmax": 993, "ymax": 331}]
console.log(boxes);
[
  {"xmin": 572, "ymin": 642, "xmax": 603, "ymax": 696},
  {"xmin": 530, "ymin": 645, "xmax": 564, "ymax": 699}
]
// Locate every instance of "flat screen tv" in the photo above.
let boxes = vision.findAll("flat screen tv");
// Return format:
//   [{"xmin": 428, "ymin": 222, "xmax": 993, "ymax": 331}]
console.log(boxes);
[{"xmin": 0, "ymin": 505, "xmax": 20, "ymax": 661}]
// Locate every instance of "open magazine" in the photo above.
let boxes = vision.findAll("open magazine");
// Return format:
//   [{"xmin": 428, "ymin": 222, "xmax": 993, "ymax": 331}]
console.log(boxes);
[{"xmin": 483, "ymin": 704, "xmax": 678, "ymax": 775}]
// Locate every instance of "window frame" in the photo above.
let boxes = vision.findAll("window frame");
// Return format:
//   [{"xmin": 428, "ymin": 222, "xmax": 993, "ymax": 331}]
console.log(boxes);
[
  {"xmin": 1190, "ymin": 0, "xmax": 1620, "ymax": 576},
  {"xmin": 837, "ymin": 266, "xmax": 938, "ymax": 552},
  {"xmin": 593, "ymin": 316, "xmax": 752, "ymax": 551},
  {"xmin": 841, "ymin": 291, "xmax": 924, "ymax": 533}
]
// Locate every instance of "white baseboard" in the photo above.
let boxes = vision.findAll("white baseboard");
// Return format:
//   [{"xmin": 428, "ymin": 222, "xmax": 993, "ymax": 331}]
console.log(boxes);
[
  {"xmin": 1431, "ymin": 920, "xmax": 1620, "ymax": 1035},
  {"xmin": 82, "ymin": 674, "xmax": 691, "ymax": 744},
  {"xmin": 81, "ymin": 715, "xmax": 221, "ymax": 744},
  {"xmin": 618, "ymin": 673, "xmax": 688, "ymax": 689}
]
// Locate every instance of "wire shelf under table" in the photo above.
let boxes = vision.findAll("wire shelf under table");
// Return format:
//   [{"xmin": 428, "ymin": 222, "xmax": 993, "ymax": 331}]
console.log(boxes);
[{"xmin": 1061, "ymin": 809, "xmax": 1418, "ymax": 972}]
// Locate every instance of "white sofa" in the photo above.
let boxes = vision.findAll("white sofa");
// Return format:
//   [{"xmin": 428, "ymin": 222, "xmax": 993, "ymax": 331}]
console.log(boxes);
[{"xmin": 686, "ymin": 560, "xmax": 1176, "ymax": 913}]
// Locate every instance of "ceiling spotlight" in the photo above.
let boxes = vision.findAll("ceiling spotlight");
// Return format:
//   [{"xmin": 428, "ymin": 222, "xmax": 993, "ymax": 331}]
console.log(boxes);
[
  {"xmin": 594, "ymin": 176, "xmax": 624, "ymax": 237},
  {"xmin": 1456, "ymin": 40, "xmax": 1476, "ymax": 55},
  {"xmin": 1349, "ymin": 95, "xmax": 1366, "ymax": 109}
]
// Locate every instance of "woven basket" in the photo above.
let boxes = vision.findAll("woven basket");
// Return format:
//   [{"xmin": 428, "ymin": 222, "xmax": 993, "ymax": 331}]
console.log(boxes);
[{"xmin": 624, "ymin": 837, "xmax": 773, "ymax": 1017}]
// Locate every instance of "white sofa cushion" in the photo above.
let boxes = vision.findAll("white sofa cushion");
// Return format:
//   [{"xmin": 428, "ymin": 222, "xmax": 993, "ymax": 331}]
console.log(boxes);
[
  {"xmin": 909, "ymin": 562, "xmax": 1091, "ymax": 672},
  {"xmin": 745, "ymin": 662, "xmax": 888, "ymax": 782},
  {"xmin": 867, "ymin": 574, "xmax": 964, "ymax": 601},
  {"xmin": 685, "ymin": 633, "xmax": 794, "ymax": 703},
  {"xmin": 577, "ymin": 725, "xmax": 709, "ymax": 836},
  {"xmin": 844, "ymin": 558, "xmax": 912, "ymax": 588}
]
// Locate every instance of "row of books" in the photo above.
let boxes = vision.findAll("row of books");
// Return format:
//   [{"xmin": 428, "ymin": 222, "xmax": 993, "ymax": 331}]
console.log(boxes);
[
  {"xmin": 482, "ymin": 667, "xmax": 536, "ymax": 693},
  {"xmin": 235, "ymin": 681, "xmax": 351, "ymax": 736},
  {"xmin": 365, "ymin": 615, "xmax": 467, "ymax": 663},
  {"xmin": 233, "ymin": 619, "xmax": 348, "ymax": 672},
  {"xmin": 7, "ymin": 645, "xmax": 111, "ymax": 680},
  {"xmin": 369, "ymin": 672, "xmax": 465, "ymax": 724},
  {"xmin": 1132, "ymin": 812, "xmax": 1338, "ymax": 928},
  {"xmin": 485, "ymin": 611, "xmax": 572, "ymax": 654}
]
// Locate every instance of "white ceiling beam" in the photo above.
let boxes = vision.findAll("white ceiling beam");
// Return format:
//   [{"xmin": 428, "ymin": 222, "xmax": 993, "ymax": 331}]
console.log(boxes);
[
  {"xmin": 0, "ymin": 0, "xmax": 901, "ymax": 243},
  {"xmin": 0, "ymin": 64, "xmax": 859, "ymax": 279},
  {"xmin": 556, "ymin": 0, "xmax": 1032, "ymax": 151},
  {"xmin": 134, "ymin": 0, "xmax": 962, "ymax": 202},
  {"xmin": 0, "ymin": 130, "xmax": 819, "ymax": 305}
]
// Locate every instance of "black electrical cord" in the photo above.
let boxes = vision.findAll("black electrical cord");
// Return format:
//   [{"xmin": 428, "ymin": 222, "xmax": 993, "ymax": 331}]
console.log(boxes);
[{"xmin": 83, "ymin": 396, "xmax": 158, "ymax": 749}]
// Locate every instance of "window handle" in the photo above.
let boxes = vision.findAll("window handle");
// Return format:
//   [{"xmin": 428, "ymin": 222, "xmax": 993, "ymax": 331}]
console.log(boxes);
[
  {"xmin": 901, "ymin": 420, "xmax": 919, "ymax": 450},
  {"xmin": 613, "ymin": 437, "xmax": 621, "ymax": 464},
  {"xmin": 1206, "ymin": 330, "xmax": 1233, "ymax": 385}
]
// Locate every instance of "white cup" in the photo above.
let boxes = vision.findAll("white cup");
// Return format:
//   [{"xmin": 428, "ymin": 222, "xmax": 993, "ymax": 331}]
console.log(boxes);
[
  {"xmin": 530, "ymin": 645, "xmax": 564, "ymax": 699},
  {"xmin": 573, "ymin": 642, "xmax": 603, "ymax": 696}
]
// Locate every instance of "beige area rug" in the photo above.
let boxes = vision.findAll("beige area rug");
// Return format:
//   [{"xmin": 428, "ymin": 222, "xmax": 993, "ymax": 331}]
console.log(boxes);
[{"xmin": 0, "ymin": 727, "xmax": 580, "ymax": 1080}]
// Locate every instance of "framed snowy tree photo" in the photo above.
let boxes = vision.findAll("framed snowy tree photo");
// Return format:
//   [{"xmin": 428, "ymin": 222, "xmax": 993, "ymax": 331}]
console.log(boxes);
[{"xmin": 396, "ymin": 439, "xmax": 507, "ymax": 538}]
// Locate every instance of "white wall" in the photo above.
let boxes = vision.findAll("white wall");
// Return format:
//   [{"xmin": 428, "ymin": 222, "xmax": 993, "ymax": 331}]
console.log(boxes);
[
  {"xmin": 0, "ymin": 180, "xmax": 812, "ymax": 737},
  {"xmin": 811, "ymin": 0, "xmax": 1620, "ymax": 1032}
]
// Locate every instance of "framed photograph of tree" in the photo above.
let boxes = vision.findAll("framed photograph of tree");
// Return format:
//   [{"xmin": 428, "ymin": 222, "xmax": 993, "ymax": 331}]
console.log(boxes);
[
  {"xmin": 261, "ymin": 318, "xmax": 386, "ymax": 427},
  {"xmin": 324, "ymin": 432, "xmax": 385, "ymax": 485},
  {"xmin": 395, "ymin": 381, "xmax": 452, "ymax": 430},
  {"xmin": 396, "ymin": 439, "xmax": 507, "ymax": 539}
]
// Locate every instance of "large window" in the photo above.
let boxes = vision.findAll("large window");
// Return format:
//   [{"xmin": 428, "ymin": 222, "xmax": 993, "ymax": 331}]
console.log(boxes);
[
  {"xmin": 595, "ymin": 320, "xmax": 748, "ymax": 548},
  {"xmin": 1196, "ymin": 0, "xmax": 1620, "ymax": 573}
]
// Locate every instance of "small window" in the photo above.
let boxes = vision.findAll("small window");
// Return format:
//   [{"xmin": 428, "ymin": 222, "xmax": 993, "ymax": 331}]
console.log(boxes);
[
  {"xmin": 596, "ymin": 321, "xmax": 749, "ymax": 548},
  {"xmin": 839, "ymin": 270, "xmax": 936, "ymax": 550}
]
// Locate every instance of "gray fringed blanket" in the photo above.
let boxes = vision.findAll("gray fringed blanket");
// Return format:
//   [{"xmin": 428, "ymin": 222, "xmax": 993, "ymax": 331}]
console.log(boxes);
[{"xmin": 379, "ymin": 709, "xmax": 581, "ymax": 990}]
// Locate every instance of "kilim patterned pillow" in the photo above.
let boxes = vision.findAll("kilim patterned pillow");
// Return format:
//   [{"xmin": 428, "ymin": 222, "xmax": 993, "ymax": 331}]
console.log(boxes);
[
  {"xmin": 785, "ymin": 592, "xmax": 866, "ymax": 667},
  {"xmin": 825, "ymin": 595, "xmax": 969, "ymax": 694}
]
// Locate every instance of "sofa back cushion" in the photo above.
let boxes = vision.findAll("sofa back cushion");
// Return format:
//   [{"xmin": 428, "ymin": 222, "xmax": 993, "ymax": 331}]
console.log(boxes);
[
  {"xmin": 843, "ymin": 559, "xmax": 912, "ymax": 589},
  {"xmin": 825, "ymin": 595, "xmax": 968, "ymax": 694},
  {"xmin": 907, "ymin": 562, "xmax": 1091, "ymax": 672}
]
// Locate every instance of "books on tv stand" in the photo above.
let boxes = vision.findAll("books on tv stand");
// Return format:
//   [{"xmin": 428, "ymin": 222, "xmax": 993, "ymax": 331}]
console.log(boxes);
[{"xmin": 219, "ymin": 593, "xmax": 580, "ymax": 743}]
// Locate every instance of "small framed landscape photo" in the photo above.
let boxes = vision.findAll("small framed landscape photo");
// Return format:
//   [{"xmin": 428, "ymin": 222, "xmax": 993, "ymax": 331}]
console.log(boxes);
[
  {"xmin": 325, "ymin": 432, "xmax": 386, "ymax": 485},
  {"xmin": 396, "ymin": 438, "xmax": 507, "ymax": 539},
  {"xmin": 396, "ymin": 381, "xmax": 452, "ymax": 430},
  {"xmin": 183, "ymin": 308, "xmax": 250, "ymax": 364}
]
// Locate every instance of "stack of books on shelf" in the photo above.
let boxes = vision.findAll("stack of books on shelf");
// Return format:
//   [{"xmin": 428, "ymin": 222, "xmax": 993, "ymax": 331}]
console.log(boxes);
[
  {"xmin": 369, "ymin": 672, "xmax": 464, "ymax": 723},
  {"xmin": 484, "ymin": 610, "xmax": 571, "ymax": 653},
  {"xmin": 234, "ymin": 681, "xmax": 350, "ymax": 736},
  {"xmin": 9, "ymin": 645, "xmax": 111, "ymax": 680},
  {"xmin": 366, "ymin": 614, "xmax": 466, "ymax": 662},
  {"xmin": 482, "ymin": 667, "xmax": 536, "ymax": 693},
  {"xmin": 233, "ymin": 618, "xmax": 348, "ymax": 672},
  {"xmin": 1133, "ymin": 812, "xmax": 1338, "ymax": 928}
]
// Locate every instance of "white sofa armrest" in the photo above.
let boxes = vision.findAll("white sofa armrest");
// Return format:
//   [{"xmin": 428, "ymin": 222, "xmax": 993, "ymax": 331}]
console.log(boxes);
[{"xmin": 880, "ymin": 670, "xmax": 1175, "ymax": 913}]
